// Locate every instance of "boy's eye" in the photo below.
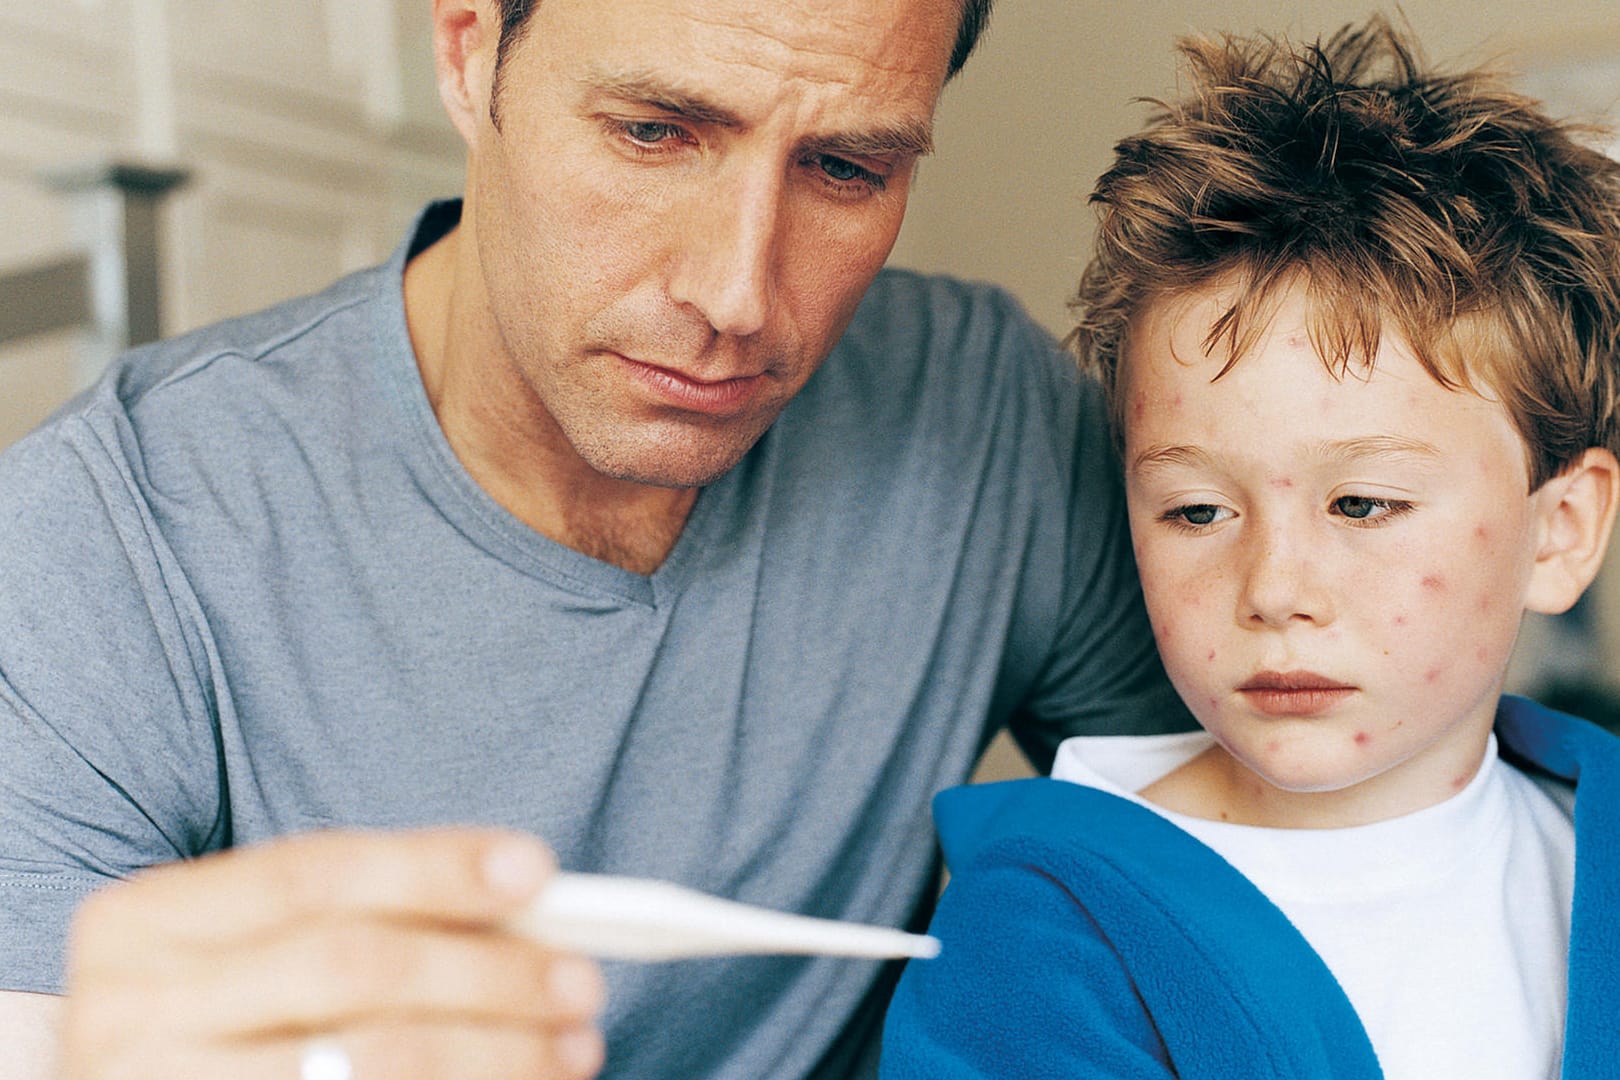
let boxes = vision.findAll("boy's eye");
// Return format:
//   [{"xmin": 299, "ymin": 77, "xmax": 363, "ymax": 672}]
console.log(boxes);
[
  {"xmin": 1331, "ymin": 495, "xmax": 1405, "ymax": 521},
  {"xmin": 1336, "ymin": 496, "xmax": 1377, "ymax": 519},
  {"xmin": 1165, "ymin": 504, "xmax": 1230, "ymax": 527}
]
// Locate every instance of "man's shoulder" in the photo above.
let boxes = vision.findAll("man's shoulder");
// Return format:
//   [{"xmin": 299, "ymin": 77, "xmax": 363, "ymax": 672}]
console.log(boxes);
[
  {"xmin": 7, "ymin": 261, "xmax": 393, "ymax": 480},
  {"xmin": 0, "ymin": 259, "xmax": 399, "ymax": 537},
  {"xmin": 95, "ymin": 263, "xmax": 387, "ymax": 420},
  {"xmin": 842, "ymin": 266, "xmax": 1048, "ymax": 361},
  {"xmin": 812, "ymin": 266, "xmax": 1086, "ymax": 432}
]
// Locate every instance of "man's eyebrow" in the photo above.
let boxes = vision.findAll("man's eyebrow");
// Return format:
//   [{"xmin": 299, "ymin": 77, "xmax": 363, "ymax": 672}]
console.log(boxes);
[
  {"xmin": 802, "ymin": 121, "xmax": 934, "ymax": 161},
  {"xmin": 583, "ymin": 70, "xmax": 746, "ymax": 127},
  {"xmin": 582, "ymin": 69, "xmax": 934, "ymax": 159}
]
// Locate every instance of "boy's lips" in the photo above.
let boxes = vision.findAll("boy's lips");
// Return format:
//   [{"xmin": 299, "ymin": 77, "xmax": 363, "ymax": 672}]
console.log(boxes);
[{"xmin": 1238, "ymin": 671, "xmax": 1357, "ymax": 716}]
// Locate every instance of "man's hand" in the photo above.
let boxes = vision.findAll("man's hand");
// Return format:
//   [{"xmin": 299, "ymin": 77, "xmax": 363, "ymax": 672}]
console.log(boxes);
[{"xmin": 59, "ymin": 828, "xmax": 606, "ymax": 1079}]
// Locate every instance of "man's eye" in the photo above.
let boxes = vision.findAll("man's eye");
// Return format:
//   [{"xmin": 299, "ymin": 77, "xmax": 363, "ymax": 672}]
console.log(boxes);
[
  {"xmin": 621, "ymin": 121, "xmax": 683, "ymax": 145},
  {"xmin": 815, "ymin": 154, "xmax": 884, "ymax": 189},
  {"xmin": 820, "ymin": 156, "xmax": 863, "ymax": 182}
]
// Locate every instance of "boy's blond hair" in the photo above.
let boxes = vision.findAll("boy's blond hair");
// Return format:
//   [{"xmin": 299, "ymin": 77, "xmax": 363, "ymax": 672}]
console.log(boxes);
[{"xmin": 1072, "ymin": 16, "xmax": 1620, "ymax": 489}]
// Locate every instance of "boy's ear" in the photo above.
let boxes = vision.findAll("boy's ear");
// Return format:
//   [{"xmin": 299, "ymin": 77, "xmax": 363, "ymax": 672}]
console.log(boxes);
[{"xmin": 1526, "ymin": 447, "xmax": 1620, "ymax": 615}]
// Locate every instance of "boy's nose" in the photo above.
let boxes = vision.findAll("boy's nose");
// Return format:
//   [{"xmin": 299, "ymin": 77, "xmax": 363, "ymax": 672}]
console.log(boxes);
[
  {"xmin": 1237, "ymin": 523, "xmax": 1335, "ymax": 629},
  {"xmin": 667, "ymin": 163, "xmax": 781, "ymax": 338}
]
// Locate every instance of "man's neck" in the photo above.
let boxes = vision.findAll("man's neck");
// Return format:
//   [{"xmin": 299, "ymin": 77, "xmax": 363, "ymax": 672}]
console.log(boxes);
[{"xmin": 401, "ymin": 225, "xmax": 697, "ymax": 576}]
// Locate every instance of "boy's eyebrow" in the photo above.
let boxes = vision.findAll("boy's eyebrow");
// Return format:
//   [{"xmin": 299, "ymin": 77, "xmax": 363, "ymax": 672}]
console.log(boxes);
[
  {"xmin": 1130, "ymin": 444, "xmax": 1211, "ymax": 474},
  {"xmin": 1131, "ymin": 435, "xmax": 1442, "ymax": 474},
  {"xmin": 1318, "ymin": 435, "xmax": 1443, "ymax": 461},
  {"xmin": 581, "ymin": 68, "xmax": 935, "ymax": 159}
]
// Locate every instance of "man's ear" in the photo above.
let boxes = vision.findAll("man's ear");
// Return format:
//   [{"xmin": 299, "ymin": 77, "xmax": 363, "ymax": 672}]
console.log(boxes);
[
  {"xmin": 1526, "ymin": 447, "xmax": 1620, "ymax": 614},
  {"xmin": 433, "ymin": 0, "xmax": 500, "ymax": 146}
]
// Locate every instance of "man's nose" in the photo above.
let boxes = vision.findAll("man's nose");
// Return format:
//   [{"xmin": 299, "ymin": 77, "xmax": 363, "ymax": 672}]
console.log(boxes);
[
  {"xmin": 1237, "ymin": 519, "xmax": 1335, "ymax": 629},
  {"xmin": 667, "ymin": 162, "xmax": 781, "ymax": 337}
]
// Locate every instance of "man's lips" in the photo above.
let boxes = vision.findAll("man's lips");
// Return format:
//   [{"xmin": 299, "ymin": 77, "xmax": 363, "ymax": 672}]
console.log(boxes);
[
  {"xmin": 616, "ymin": 355, "xmax": 766, "ymax": 414},
  {"xmin": 1238, "ymin": 671, "xmax": 1357, "ymax": 716}
]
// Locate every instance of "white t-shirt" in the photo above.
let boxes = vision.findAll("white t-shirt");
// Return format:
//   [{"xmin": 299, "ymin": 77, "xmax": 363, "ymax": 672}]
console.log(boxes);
[{"xmin": 1052, "ymin": 732, "xmax": 1576, "ymax": 1080}]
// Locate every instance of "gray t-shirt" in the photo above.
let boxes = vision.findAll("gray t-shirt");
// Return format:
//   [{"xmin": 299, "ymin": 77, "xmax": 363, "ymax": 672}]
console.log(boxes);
[{"xmin": 0, "ymin": 201, "xmax": 1184, "ymax": 1077}]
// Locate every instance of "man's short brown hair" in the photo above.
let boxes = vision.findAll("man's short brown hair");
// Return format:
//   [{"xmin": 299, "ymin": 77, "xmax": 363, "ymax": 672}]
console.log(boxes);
[
  {"xmin": 490, "ymin": 0, "xmax": 994, "ymax": 129},
  {"xmin": 1072, "ymin": 16, "xmax": 1620, "ymax": 489}
]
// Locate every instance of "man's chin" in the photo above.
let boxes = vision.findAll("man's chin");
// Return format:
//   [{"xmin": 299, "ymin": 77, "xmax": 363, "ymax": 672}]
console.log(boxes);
[
  {"xmin": 579, "ymin": 438, "xmax": 760, "ymax": 490},
  {"xmin": 597, "ymin": 461, "xmax": 739, "ymax": 490},
  {"xmin": 571, "ymin": 415, "xmax": 778, "ymax": 490}
]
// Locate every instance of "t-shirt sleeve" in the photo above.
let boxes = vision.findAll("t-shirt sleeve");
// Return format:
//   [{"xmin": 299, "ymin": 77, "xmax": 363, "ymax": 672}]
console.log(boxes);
[
  {"xmin": 0, "ymin": 416, "xmax": 221, "ymax": 993},
  {"xmin": 999, "ymin": 312, "xmax": 1193, "ymax": 769}
]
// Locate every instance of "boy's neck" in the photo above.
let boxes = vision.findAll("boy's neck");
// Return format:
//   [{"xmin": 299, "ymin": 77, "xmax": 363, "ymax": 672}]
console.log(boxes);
[{"xmin": 1137, "ymin": 730, "xmax": 1495, "ymax": 829}]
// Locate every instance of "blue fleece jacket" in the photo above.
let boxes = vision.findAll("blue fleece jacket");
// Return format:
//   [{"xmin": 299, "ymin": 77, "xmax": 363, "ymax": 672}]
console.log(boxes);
[{"xmin": 880, "ymin": 696, "xmax": 1620, "ymax": 1079}]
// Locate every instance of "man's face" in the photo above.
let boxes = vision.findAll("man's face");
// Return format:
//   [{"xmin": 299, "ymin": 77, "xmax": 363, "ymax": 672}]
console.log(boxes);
[
  {"xmin": 1121, "ymin": 281, "xmax": 1562, "ymax": 821},
  {"xmin": 461, "ymin": 0, "xmax": 956, "ymax": 488}
]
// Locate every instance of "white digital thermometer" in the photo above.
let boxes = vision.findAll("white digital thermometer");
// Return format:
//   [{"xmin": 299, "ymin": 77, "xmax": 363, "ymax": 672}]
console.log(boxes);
[{"xmin": 510, "ymin": 872, "xmax": 941, "ymax": 962}]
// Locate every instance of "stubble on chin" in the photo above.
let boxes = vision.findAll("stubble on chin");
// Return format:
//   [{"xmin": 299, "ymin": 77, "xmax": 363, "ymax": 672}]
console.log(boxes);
[{"xmin": 566, "ymin": 408, "xmax": 784, "ymax": 489}]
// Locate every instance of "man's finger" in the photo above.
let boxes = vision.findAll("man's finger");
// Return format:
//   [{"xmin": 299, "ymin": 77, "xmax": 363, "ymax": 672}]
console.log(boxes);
[
  {"xmin": 70, "ymin": 827, "xmax": 554, "ymax": 967},
  {"xmin": 126, "ymin": 920, "xmax": 606, "ymax": 1039},
  {"xmin": 69, "ymin": 1015, "xmax": 606, "ymax": 1080}
]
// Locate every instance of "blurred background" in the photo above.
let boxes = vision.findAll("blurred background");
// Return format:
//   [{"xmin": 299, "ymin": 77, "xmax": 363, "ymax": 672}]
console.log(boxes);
[{"xmin": 2, "ymin": 1, "xmax": 1618, "ymax": 778}]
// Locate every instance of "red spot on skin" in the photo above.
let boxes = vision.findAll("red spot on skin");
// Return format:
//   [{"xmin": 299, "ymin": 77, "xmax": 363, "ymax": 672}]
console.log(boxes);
[
  {"xmin": 1206, "ymin": 649, "xmax": 1216, "ymax": 662},
  {"xmin": 1393, "ymin": 614, "xmax": 1408, "ymax": 626},
  {"xmin": 1354, "ymin": 732, "xmax": 1371, "ymax": 746},
  {"xmin": 1172, "ymin": 393, "xmax": 1183, "ymax": 407},
  {"xmin": 1474, "ymin": 524, "xmax": 1490, "ymax": 544},
  {"xmin": 1425, "ymin": 666, "xmax": 1444, "ymax": 684},
  {"xmin": 1452, "ymin": 774, "xmax": 1470, "ymax": 790},
  {"xmin": 1133, "ymin": 395, "xmax": 1147, "ymax": 422},
  {"xmin": 1270, "ymin": 477, "xmax": 1294, "ymax": 489},
  {"xmin": 1266, "ymin": 741, "xmax": 1281, "ymax": 753},
  {"xmin": 1421, "ymin": 574, "xmax": 1445, "ymax": 592},
  {"xmin": 1476, "ymin": 646, "xmax": 1491, "ymax": 663},
  {"xmin": 1478, "ymin": 595, "xmax": 1493, "ymax": 613}
]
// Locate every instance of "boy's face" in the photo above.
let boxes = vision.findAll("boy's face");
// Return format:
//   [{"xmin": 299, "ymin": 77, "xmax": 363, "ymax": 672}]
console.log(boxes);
[{"xmin": 1122, "ymin": 282, "xmax": 1565, "ymax": 819}]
